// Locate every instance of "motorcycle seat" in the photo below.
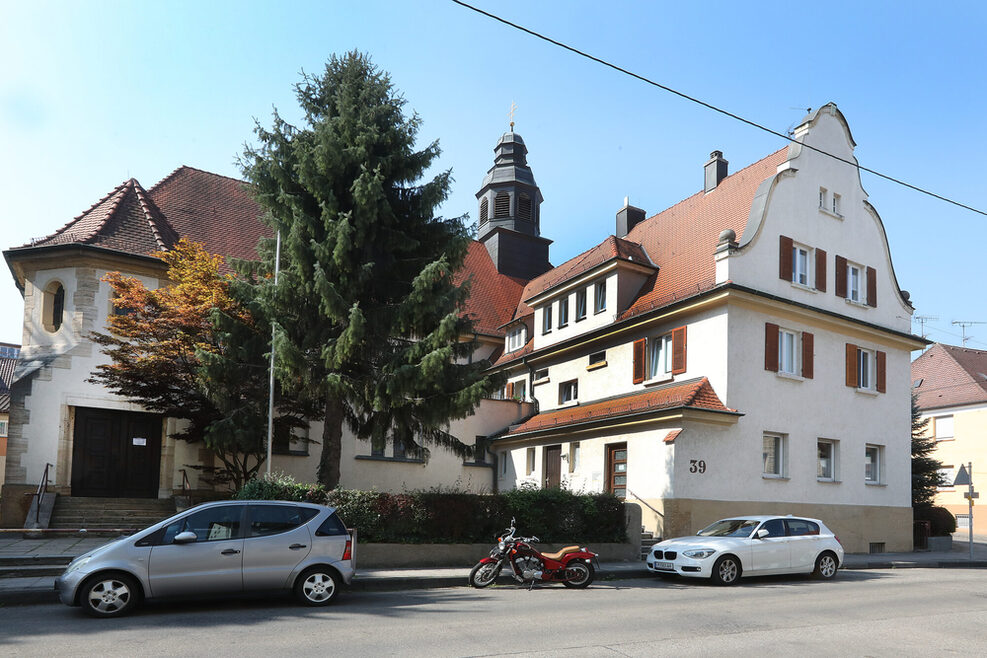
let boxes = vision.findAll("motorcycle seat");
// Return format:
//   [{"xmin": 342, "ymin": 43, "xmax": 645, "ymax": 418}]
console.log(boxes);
[{"xmin": 541, "ymin": 545, "xmax": 582, "ymax": 560}]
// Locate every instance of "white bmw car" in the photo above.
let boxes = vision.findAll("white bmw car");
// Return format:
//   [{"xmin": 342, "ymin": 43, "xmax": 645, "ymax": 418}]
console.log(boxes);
[{"xmin": 646, "ymin": 515, "xmax": 844, "ymax": 585}]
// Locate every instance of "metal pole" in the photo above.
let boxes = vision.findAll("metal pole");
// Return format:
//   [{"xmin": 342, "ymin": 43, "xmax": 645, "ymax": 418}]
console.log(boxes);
[
  {"xmin": 265, "ymin": 230, "xmax": 281, "ymax": 477},
  {"xmin": 969, "ymin": 461, "xmax": 974, "ymax": 561}
]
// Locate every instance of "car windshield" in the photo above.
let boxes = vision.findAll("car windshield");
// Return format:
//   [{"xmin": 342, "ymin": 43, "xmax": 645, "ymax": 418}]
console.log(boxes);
[{"xmin": 697, "ymin": 519, "xmax": 760, "ymax": 538}]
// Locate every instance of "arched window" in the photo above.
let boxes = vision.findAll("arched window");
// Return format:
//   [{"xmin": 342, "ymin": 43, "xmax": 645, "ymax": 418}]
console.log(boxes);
[
  {"xmin": 494, "ymin": 192, "xmax": 510, "ymax": 218},
  {"xmin": 518, "ymin": 194, "xmax": 532, "ymax": 221},
  {"xmin": 42, "ymin": 281, "xmax": 65, "ymax": 333},
  {"xmin": 479, "ymin": 197, "xmax": 489, "ymax": 224}
]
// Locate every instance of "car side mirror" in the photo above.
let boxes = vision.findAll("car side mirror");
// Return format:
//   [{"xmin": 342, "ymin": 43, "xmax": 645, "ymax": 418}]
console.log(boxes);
[
  {"xmin": 174, "ymin": 531, "xmax": 197, "ymax": 544},
  {"xmin": 755, "ymin": 528, "xmax": 769, "ymax": 539}
]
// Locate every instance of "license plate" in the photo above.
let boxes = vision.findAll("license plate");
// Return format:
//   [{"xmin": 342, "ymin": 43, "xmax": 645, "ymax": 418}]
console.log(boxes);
[{"xmin": 655, "ymin": 561, "xmax": 674, "ymax": 570}]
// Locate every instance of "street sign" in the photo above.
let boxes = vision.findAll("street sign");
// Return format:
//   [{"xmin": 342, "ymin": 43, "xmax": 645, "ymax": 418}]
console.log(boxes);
[{"xmin": 953, "ymin": 464, "xmax": 972, "ymax": 487}]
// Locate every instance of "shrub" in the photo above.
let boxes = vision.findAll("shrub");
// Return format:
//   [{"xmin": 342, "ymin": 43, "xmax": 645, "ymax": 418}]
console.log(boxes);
[
  {"xmin": 914, "ymin": 505, "xmax": 956, "ymax": 537},
  {"xmin": 236, "ymin": 474, "xmax": 626, "ymax": 544}
]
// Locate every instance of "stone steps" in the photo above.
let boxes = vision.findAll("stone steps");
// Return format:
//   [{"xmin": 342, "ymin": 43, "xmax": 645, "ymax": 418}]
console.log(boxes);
[
  {"xmin": 640, "ymin": 529, "xmax": 659, "ymax": 560},
  {"xmin": 0, "ymin": 556, "xmax": 74, "ymax": 579},
  {"xmin": 49, "ymin": 496, "xmax": 176, "ymax": 531}
]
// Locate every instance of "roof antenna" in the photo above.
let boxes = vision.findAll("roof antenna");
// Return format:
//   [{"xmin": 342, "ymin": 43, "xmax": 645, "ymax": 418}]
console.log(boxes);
[{"xmin": 785, "ymin": 106, "xmax": 812, "ymax": 137}]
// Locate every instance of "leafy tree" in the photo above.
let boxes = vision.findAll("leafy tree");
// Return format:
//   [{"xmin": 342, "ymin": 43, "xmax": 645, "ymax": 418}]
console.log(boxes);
[
  {"xmin": 89, "ymin": 239, "xmax": 304, "ymax": 490},
  {"xmin": 240, "ymin": 52, "xmax": 499, "ymax": 487},
  {"xmin": 912, "ymin": 391, "xmax": 945, "ymax": 507}
]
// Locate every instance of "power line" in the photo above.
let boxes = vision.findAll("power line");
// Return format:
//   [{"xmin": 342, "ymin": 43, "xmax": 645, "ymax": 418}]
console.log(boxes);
[{"xmin": 451, "ymin": 0, "xmax": 987, "ymax": 217}]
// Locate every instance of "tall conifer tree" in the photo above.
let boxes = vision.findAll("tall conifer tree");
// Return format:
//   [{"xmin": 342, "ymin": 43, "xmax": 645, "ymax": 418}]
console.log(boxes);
[
  {"xmin": 242, "ymin": 52, "xmax": 499, "ymax": 487},
  {"xmin": 911, "ymin": 392, "xmax": 945, "ymax": 507}
]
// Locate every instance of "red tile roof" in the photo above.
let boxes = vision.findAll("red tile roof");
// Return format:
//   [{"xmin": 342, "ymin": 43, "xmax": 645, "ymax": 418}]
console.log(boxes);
[
  {"xmin": 503, "ymin": 377, "xmax": 734, "ymax": 436},
  {"xmin": 663, "ymin": 429, "xmax": 683, "ymax": 443},
  {"xmin": 455, "ymin": 241, "xmax": 529, "ymax": 337},
  {"xmin": 520, "ymin": 235, "xmax": 652, "ymax": 304},
  {"xmin": 619, "ymin": 148, "xmax": 788, "ymax": 319},
  {"xmin": 912, "ymin": 343, "xmax": 987, "ymax": 411}
]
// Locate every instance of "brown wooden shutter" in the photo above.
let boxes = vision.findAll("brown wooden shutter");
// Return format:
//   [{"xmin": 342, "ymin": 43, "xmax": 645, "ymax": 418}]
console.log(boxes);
[
  {"xmin": 835, "ymin": 255, "xmax": 848, "ymax": 298},
  {"xmin": 671, "ymin": 326, "xmax": 687, "ymax": 374},
  {"xmin": 632, "ymin": 339, "xmax": 646, "ymax": 384},
  {"xmin": 845, "ymin": 343, "xmax": 858, "ymax": 387},
  {"xmin": 802, "ymin": 331, "xmax": 814, "ymax": 379},
  {"xmin": 506, "ymin": 382, "xmax": 514, "ymax": 399},
  {"xmin": 815, "ymin": 249, "xmax": 827, "ymax": 292},
  {"xmin": 779, "ymin": 235, "xmax": 794, "ymax": 281},
  {"xmin": 764, "ymin": 323, "xmax": 779, "ymax": 372},
  {"xmin": 866, "ymin": 266, "xmax": 877, "ymax": 307},
  {"xmin": 876, "ymin": 351, "xmax": 886, "ymax": 393}
]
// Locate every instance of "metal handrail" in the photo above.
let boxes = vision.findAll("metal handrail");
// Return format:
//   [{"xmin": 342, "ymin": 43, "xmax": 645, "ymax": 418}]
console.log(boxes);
[
  {"xmin": 34, "ymin": 462, "xmax": 54, "ymax": 525},
  {"xmin": 626, "ymin": 488, "xmax": 664, "ymax": 519},
  {"xmin": 179, "ymin": 469, "xmax": 191, "ymax": 493}
]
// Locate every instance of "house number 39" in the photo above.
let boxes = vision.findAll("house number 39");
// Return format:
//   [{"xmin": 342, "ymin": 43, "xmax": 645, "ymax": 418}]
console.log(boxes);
[{"xmin": 689, "ymin": 459, "xmax": 707, "ymax": 474}]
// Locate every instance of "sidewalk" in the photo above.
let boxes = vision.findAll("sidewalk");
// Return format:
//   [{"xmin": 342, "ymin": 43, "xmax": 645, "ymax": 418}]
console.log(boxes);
[{"xmin": 1, "ymin": 533, "xmax": 985, "ymax": 607}]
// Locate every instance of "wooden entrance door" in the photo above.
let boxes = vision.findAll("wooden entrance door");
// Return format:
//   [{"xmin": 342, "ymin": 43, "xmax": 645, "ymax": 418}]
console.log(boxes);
[
  {"xmin": 605, "ymin": 442, "xmax": 628, "ymax": 499},
  {"xmin": 543, "ymin": 444, "xmax": 562, "ymax": 489},
  {"xmin": 72, "ymin": 407, "xmax": 162, "ymax": 498}
]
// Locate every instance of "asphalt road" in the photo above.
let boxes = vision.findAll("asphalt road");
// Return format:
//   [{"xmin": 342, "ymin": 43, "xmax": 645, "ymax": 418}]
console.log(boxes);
[{"xmin": 1, "ymin": 569, "xmax": 985, "ymax": 657}]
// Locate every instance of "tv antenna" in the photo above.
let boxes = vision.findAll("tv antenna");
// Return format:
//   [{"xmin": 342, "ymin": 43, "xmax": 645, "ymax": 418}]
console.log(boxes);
[
  {"xmin": 913, "ymin": 315, "xmax": 939, "ymax": 339},
  {"xmin": 952, "ymin": 320, "xmax": 986, "ymax": 346}
]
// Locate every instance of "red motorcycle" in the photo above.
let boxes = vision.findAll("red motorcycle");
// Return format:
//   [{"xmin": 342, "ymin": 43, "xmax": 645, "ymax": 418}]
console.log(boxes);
[{"xmin": 468, "ymin": 518, "xmax": 597, "ymax": 589}]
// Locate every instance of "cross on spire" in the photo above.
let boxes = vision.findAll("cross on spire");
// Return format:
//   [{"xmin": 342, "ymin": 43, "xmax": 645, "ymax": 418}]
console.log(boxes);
[{"xmin": 508, "ymin": 101, "xmax": 517, "ymax": 131}]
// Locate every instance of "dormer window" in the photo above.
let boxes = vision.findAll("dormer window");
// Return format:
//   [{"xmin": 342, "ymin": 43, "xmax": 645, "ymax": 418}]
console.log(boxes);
[{"xmin": 506, "ymin": 325, "xmax": 526, "ymax": 352}]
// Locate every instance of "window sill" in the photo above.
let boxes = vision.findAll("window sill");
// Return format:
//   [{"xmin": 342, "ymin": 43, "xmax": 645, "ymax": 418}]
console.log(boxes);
[
  {"xmin": 644, "ymin": 375, "xmax": 674, "ymax": 387},
  {"xmin": 272, "ymin": 451, "xmax": 310, "ymax": 457},
  {"xmin": 935, "ymin": 437, "xmax": 955, "ymax": 442},
  {"xmin": 575, "ymin": 315, "xmax": 587, "ymax": 323},
  {"xmin": 558, "ymin": 323, "xmax": 569, "ymax": 329},
  {"xmin": 817, "ymin": 478, "xmax": 841, "ymax": 484},
  {"xmin": 791, "ymin": 281, "xmax": 817, "ymax": 294},
  {"xmin": 542, "ymin": 330, "xmax": 552, "ymax": 335},
  {"xmin": 558, "ymin": 400, "xmax": 579, "ymax": 409},
  {"xmin": 855, "ymin": 387, "xmax": 879, "ymax": 396},
  {"xmin": 586, "ymin": 361, "xmax": 608, "ymax": 371},
  {"xmin": 776, "ymin": 371, "xmax": 804, "ymax": 382},
  {"xmin": 819, "ymin": 207, "xmax": 844, "ymax": 220},
  {"xmin": 865, "ymin": 481, "xmax": 886, "ymax": 487},
  {"xmin": 762, "ymin": 474, "xmax": 789, "ymax": 481},
  {"xmin": 594, "ymin": 308, "xmax": 607, "ymax": 315},
  {"xmin": 532, "ymin": 377, "xmax": 550, "ymax": 387},
  {"xmin": 844, "ymin": 298, "xmax": 870, "ymax": 309},
  {"xmin": 463, "ymin": 461, "xmax": 493, "ymax": 468},
  {"xmin": 355, "ymin": 455, "xmax": 425, "ymax": 464}
]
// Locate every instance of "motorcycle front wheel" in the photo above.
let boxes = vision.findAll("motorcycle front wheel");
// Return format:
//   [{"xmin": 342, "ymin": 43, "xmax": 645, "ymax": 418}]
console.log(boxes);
[
  {"xmin": 562, "ymin": 561, "xmax": 594, "ymax": 589},
  {"xmin": 469, "ymin": 561, "xmax": 502, "ymax": 588}
]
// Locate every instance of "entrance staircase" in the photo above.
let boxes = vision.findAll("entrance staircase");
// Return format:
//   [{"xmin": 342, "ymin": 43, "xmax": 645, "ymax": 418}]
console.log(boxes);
[
  {"xmin": 48, "ymin": 496, "xmax": 177, "ymax": 533},
  {"xmin": 640, "ymin": 528, "xmax": 660, "ymax": 560}
]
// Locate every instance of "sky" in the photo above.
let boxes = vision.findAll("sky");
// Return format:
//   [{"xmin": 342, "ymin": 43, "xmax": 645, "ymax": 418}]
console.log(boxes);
[{"xmin": 1, "ymin": 0, "xmax": 984, "ymax": 350}]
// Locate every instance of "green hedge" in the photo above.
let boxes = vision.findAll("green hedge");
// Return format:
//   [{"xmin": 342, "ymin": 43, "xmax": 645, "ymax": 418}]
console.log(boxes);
[
  {"xmin": 914, "ymin": 505, "xmax": 957, "ymax": 537},
  {"xmin": 236, "ymin": 474, "xmax": 626, "ymax": 544}
]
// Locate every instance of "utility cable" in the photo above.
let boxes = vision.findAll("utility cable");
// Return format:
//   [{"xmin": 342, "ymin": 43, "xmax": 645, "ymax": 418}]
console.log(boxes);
[{"xmin": 452, "ymin": 0, "xmax": 987, "ymax": 217}]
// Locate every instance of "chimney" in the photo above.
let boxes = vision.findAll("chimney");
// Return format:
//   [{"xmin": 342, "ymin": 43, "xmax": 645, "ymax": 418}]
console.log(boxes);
[
  {"xmin": 704, "ymin": 150, "xmax": 729, "ymax": 193},
  {"xmin": 616, "ymin": 197, "xmax": 646, "ymax": 238}
]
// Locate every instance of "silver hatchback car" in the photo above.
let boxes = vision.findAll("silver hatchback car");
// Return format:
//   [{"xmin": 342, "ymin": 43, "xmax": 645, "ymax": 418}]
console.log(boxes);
[{"xmin": 56, "ymin": 500, "xmax": 355, "ymax": 617}]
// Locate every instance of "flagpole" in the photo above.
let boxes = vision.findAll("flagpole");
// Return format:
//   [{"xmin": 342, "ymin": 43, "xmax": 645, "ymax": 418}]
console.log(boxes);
[{"xmin": 265, "ymin": 229, "xmax": 281, "ymax": 477}]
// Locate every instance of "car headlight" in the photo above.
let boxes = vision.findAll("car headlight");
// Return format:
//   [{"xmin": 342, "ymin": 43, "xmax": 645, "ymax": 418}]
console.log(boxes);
[
  {"xmin": 64, "ymin": 555, "xmax": 93, "ymax": 574},
  {"xmin": 683, "ymin": 549, "xmax": 716, "ymax": 559}
]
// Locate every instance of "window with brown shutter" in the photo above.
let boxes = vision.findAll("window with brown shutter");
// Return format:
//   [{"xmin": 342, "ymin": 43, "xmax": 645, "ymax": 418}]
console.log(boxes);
[
  {"xmin": 671, "ymin": 326, "xmax": 687, "ymax": 374},
  {"xmin": 866, "ymin": 267, "xmax": 877, "ymax": 307},
  {"xmin": 779, "ymin": 235, "xmax": 794, "ymax": 281},
  {"xmin": 835, "ymin": 255, "xmax": 848, "ymax": 298},
  {"xmin": 506, "ymin": 382, "xmax": 514, "ymax": 400},
  {"xmin": 632, "ymin": 338, "xmax": 646, "ymax": 384},
  {"xmin": 876, "ymin": 351, "xmax": 886, "ymax": 393},
  {"xmin": 815, "ymin": 249, "xmax": 827, "ymax": 292},
  {"xmin": 845, "ymin": 343, "xmax": 858, "ymax": 387},
  {"xmin": 764, "ymin": 322, "xmax": 779, "ymax": 372},
  {"xmin": 802, "ymin": 332, "xmax": 814, "ymax": 379}
]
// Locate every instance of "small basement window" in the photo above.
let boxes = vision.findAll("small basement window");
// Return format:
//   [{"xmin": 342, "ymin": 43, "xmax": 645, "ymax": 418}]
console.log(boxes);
[{"xmin": 589, "ymin": 351, "xmax": 606, "ymax": 366}]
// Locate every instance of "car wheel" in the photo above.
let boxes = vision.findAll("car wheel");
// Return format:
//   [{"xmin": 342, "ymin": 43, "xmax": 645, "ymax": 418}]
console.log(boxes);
[
  {"xmin": 80, "ymin": 573, "xmax": 140, "ymax": 618},
  {"xmin": 294, "ymin": 567, "xmax": 340, "ymax": 606},
  {"xmin": 711, "ymin": 555, "xmax": 741, "ymax": 586},
  {"xmin": 813, "ymin": 552, "xmax": 839, "ymax": 580},
  {"xmin": 562, "ymin": 561, "xmax": 594, "ymax": 589}
]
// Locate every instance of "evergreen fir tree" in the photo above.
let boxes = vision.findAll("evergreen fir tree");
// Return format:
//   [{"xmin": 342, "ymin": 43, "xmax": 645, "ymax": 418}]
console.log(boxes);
[
  {"xmin": 241, "ymin": 52, "xmax": 500, "ymax": 487},
  {"xmin": 912, "ymin": 391, "xmax": 945, "ymax": 507}
]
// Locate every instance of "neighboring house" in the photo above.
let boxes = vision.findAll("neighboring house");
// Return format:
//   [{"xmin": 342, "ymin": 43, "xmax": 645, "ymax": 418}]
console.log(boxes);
[
  {"xmin": 912, "ymin": 343, "xmax": 987, "ymax": 535},
  {"xmin": 1, "ymin": 103, "xmax": 923, "ymax": 552},
  {"xmin": 0, "ymin": 343, "xmax": 20, "ymax": 489}
]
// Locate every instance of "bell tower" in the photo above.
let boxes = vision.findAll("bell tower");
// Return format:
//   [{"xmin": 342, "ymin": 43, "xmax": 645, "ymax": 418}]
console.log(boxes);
[{"xmin": 476, "ymin": 131, "xmax": 551, "ymax": 280}]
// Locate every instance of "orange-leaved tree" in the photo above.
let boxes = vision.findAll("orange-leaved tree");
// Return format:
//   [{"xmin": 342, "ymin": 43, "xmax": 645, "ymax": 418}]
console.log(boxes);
[{"xmin": 89, "ymin": 238, "xmax": 307, "ymax": 490}]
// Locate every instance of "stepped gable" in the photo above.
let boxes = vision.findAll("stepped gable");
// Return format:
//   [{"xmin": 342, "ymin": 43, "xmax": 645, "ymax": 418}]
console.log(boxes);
[
  {"xmin": 15, "ymin": 179, "xmax": 179, "ymax": 255},
  {"xmin": 912, "ymin": 343, "xmax": 987, "ymax": 410},
  {"xmin": 148, "ymin": 166, "xmax": 270, "ymax": 262},
  {"xmin": 520, "ymin": 235, "xmax": 652, "ymax": 304},
  {"xmin": 620, "ymin": 148, "xmax": 788, "ymax": 319},
  {"xmin": 456, "ymin": 240, "xmax": 529, "ymax": 337},
  {"xmin": 504, "ymin": 377, "xmax": 734, "ymax": 436}
]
